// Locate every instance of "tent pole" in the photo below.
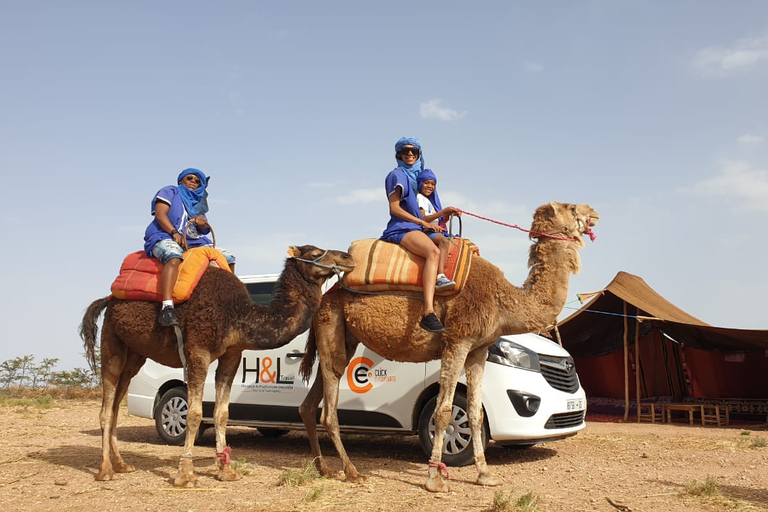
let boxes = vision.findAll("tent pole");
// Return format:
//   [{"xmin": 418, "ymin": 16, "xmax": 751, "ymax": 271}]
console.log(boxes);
[
  {"xmin": 635, "ymin": 314, "xmax": 641, "ymax": 422},
  {"xmin": 553, "ymin": 323, "xmax": 563, "ymax": 347},
  {"xmin": 623, "ymin": 301, "xmax": 629, "ymax": 421}
]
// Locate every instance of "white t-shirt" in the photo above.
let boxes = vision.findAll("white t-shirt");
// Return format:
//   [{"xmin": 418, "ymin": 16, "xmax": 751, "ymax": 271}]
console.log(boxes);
[{"xmin": 417, "ymin": 193, "xmax": 438, "ymax": 224}]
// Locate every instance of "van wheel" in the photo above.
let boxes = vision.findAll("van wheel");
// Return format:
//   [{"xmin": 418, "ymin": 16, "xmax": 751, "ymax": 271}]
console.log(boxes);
[
  {"xmin": 154, "ymin": 387, "xmax": 207, "ymax": 445},
  {"xmin": 417, "ymin": 392, "xmax": 489, "ymax": 467}
]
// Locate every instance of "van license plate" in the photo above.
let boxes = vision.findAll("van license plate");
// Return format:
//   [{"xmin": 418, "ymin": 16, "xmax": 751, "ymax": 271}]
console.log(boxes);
[{"xmin": 566, "ymin": 398, "xmax": 584, "ymax": 411}]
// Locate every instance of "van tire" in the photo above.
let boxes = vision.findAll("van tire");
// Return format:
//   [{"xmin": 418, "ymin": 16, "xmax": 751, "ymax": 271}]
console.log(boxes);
[
  {"xmin": 154, "ymin": 387, "xmax": 206, "ymax": 445},
  {"xmin": 417, "ymin": 391, "xmax": 489, "ymax": 467}
]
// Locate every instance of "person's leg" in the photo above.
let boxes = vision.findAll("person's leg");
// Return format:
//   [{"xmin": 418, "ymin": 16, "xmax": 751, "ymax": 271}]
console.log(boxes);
[
  {"xmin": 160, "ymin": 259, "xmax": 181, "ymax": 301},
  {"xmin": 152, "ymin": 240, "xmax": 184, "ymax": 326},
  {"xmin": 401, "ymin": 231, "xmax": 444, "ymax": 332},
  {"xmin": 433, "ymin": 234, "xmax": 450, "ymax": 276},
  {"xmin": 211, "ymin": 246, "xmax": 236, "ymax": 273}
]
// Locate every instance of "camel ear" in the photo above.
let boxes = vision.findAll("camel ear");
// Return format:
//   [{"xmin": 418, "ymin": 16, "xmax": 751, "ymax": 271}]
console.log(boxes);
[
  {"xmin": 287, "ymin": 246, "xmax": 300, "ymax": 258},
  {"xmin": 549, "ymin": 201, "xmax": 559, "ymax": 215}
]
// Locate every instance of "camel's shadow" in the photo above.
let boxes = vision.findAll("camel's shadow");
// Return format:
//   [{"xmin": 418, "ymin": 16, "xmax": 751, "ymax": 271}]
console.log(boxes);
[{"xmin": 70, "ymin": 424, "xmax": 558, "ymax": 483}]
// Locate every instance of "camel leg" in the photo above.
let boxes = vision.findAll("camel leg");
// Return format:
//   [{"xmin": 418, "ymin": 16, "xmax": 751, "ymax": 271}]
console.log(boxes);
[
  {"xmin": 172, "ymin": 355, "xmax": 210, "ymax": 488},
  {"xmin": 465, "ymin": 348, "xmax": 501, "ymax": 487},
  {"xmin": 318, "ymin": 361, "xmax": 365, "ymax": 483},
  {"xmin": 426, "ymin": 343, "xmax": 471, "ymax": 493},
  {"xmin": 95, "ymin": 324, "xmax": 128, "ymax": 481},
  {"xmin": 211, "ymin": 351, "xmax": 242, "ymax": 482},
  {"xmin": 315, "ymin": 314, "xmax": 364, "ymax": 483},
  {"xmin": 106, "ymin": 352, "xmax": 147, "ymax": 475},
  {"xmin": 298, "ymin": 371, "xmax": 335, "ymax": 477}
]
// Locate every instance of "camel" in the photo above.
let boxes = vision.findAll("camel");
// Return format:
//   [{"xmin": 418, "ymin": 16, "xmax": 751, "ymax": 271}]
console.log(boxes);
[
  {"xmin": 79, "ymin": 245, "xmax": 355, "ymax": 487},
  {"xmin": 298, "ymin": 202, "xmax": 599, "ymax": 492}
]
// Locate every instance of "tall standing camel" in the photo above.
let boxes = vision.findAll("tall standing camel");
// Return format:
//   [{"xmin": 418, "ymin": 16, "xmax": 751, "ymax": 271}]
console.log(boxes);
[
  {"xmin": 79, "ymin": 245, "xmax": 355, "ymax": 487},
  {"xmin": 298, "ymin": 202, "xmax": 599, "ymax": 492}
]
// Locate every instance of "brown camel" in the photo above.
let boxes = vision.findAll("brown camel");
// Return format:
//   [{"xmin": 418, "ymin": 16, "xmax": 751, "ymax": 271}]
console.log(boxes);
[
  {"xmin": 79, "ymin": 245, "xmax": 355, "ymax": 487},
  {"xmin": 298, "ymin": 202, "xmax": 599, "ymax": 492}
]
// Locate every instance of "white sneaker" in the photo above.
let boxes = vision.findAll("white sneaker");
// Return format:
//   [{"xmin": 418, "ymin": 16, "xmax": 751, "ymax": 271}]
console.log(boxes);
[{"xmin": 435, "ymin": 274, "xmax": 456, "ymax": 291}]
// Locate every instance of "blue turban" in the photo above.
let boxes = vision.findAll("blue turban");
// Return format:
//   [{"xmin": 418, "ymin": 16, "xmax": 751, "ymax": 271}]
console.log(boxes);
[
  {"xmin": 177, "ymin": 168, "xmax": 209, "ymax": 217},
  {"xmin": 394, "ymin": 137, "xmax": 425, "ymax": 192}
]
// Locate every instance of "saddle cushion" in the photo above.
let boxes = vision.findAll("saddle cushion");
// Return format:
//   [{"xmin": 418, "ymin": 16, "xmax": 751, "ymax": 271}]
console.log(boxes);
[
  {"xmin": 342, "ymin": 237, "xmax": 477, "ymax": 295},
  {"xmin": 110, "ymin": 246, "xmax": 231, "ymax": 303}
]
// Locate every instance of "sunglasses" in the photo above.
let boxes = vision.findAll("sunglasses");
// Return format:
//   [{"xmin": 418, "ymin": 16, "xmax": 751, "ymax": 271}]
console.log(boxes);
[
  {"xmin": 182, "ymin": 175, "xmax": 201, "ymax": 183},
  {"xmin": 398, "ymin": 147, "xmax": 420, "ymax": 157}
]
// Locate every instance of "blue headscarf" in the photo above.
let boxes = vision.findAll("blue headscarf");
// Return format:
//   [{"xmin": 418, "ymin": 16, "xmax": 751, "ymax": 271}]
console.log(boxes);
[
  {"xmin": 177, "ymin": 168, "xmax": 209, "ymax": 217},
  {"xmin": 394, "ymin": 137, "xmax": 425, "ymax": 192},
  {"xmin": 417, "ymin": 168, "xmax": 443, "ymax": 214}
]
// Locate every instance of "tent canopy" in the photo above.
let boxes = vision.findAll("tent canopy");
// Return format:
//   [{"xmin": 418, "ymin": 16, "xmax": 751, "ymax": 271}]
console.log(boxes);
[{"xmin": 553, "ymin": 271, "xmax": 768, "ymax": 356}]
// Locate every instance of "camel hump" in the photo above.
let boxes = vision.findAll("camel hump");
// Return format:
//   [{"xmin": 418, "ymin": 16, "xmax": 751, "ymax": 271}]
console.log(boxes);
[
  {"xmin": 342, "ymin": 238, "xmax": 477, "ymax": 294},
  {"xmin": 110, "ymin": 247, "xmax": 231, "ymax": 303}
]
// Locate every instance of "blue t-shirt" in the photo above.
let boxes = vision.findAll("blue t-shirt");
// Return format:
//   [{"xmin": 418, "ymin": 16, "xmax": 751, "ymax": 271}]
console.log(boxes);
[
  {"xmin": 381, "ymin": 167, "xmax": 423, "ymax": 243},
  {"xmin": 143, "ymin": 185, "xmax": 213, "ymax": 255}
]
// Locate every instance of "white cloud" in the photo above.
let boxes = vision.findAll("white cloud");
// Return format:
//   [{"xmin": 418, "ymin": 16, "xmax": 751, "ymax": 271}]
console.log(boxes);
[
  {"xmin": 737, "ymin": 134, "xmax": 765, "ymax": 147},
  {"xmin": 687, "ymin": 159, "xmax": 768, "ymax": 211},
  {"xmin": 524, "ymin": 62, "xmax": 544, "ymax": 73},
  {"xmin": 419, "ymin": 99, "xmax": 466, "ymax": 122},
  {"xmin": 335, "ymin": 188, "xmax": 381, "ymax": 205},
  {"xmin": 692, "ymin": 35, "xmax": 768, "ymax": 77}
]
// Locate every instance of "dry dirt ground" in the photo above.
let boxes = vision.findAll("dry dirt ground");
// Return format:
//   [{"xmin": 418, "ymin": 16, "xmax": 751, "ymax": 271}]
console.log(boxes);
[{"xmin": 2, "ymin": 399, "xmax": 768, "ymax": 511}]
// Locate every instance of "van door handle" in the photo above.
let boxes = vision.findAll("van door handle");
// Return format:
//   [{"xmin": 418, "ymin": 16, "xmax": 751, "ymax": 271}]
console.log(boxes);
[{"xmin": 286, "ymin": 352, "xmax": 305, "ymax": 359}]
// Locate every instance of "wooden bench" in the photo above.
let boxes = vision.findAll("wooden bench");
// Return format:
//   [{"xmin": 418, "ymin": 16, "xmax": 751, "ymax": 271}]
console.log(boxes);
[
  {"xmin": 663, "ymin": 403, "xmax": 703, "ymax": 425},
  {"xmin": 701, "ymin": 404, "xmax": 729, "ymax": 427},
  {"xmin": 637, "ymin": 403, "xmax": 664, "ymax": 423}
]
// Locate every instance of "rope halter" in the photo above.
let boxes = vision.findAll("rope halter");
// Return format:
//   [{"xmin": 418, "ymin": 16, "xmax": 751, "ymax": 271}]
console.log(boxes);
[{"xmin": 292, "ymin": 249, "xmax": 345, "ymax": 276}]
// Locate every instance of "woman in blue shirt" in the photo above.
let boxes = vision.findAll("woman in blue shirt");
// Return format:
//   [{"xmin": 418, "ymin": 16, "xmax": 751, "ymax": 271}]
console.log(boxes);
[{"xmin": 382, "ymin": 137, "xmax": 451, "ymax": 333}]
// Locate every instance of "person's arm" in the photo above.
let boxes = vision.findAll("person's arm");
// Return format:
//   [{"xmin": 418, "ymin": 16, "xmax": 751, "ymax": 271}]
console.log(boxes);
[
  {"xmin": 155, "ymin": 202, "xmax": 186, "ymax": 248},
  {"xmin": 389, "ymin": 188, "xmax": 444, "ymax": 232}
]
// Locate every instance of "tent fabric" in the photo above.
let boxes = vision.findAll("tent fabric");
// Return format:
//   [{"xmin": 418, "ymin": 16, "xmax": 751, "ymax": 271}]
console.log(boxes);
[
  {"xmin": 553, "ymin": 271, "xmax": 768, "ymax": 356},
  {"xmin": 550, "ymin": 271, "xmax": 768, "ymax": 403}
]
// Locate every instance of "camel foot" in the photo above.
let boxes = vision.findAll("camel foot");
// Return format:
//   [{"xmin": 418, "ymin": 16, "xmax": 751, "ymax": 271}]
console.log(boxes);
[
  {"xmin": 113, "ymin": 461, "xmax": 136, "ymax": 474},
  {"xmin": 95, "ymin": 465, "xmax": 114, "ymax": 481},
  {"xmin": 477, "ymin": 473, "xmax": 503, "ymax": 487},
  {"xmin": 343, "ymin": 472, "xmax": 367, "ymax": 484},
  {"xmin": 425, "ymin": 464, "xmax": 451, "ymax": 493},
  {"xmin": 172, "ymin": 457, "xmax": 199, "ymax": 488},
  {"xmin": 425, "ymin": 474, "xmax": 450, "ymax": 493},
  {"xmin": 217, "ymin": 464, "xmax": 242, "ymax": 482}
]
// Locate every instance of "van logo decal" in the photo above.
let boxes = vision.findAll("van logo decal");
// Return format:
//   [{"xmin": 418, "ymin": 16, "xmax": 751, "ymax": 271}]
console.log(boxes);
[{"xmin": 347, "ymin": 357, "xmax": 374, "ymax": 394}]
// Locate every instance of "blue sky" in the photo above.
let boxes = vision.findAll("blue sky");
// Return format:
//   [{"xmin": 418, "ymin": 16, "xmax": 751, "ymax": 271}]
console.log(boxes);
[{"xmin": 2, "ymin": 1, "xmax": 767, "ymax": 371}]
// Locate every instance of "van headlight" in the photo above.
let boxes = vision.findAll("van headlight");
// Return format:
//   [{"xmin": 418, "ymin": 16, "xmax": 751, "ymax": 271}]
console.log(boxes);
[{"xmin": 487, "ymin": 339, "xmax": 541, "ymax": 372}]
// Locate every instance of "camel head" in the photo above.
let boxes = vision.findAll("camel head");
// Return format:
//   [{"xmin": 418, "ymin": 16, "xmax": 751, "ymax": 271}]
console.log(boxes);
[
  {"xmin": 287, "ymin": 244, "xmax": 356, "ymax": 284},
  {"xmin": 530, "ymin": 202, "xmax": 600, "ymax": 247}
]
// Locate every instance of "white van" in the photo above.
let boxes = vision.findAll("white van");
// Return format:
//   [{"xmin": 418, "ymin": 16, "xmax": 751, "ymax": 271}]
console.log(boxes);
[{"xmin": 127, "ymin": 274, "xmax": 587, "ymax": 466}]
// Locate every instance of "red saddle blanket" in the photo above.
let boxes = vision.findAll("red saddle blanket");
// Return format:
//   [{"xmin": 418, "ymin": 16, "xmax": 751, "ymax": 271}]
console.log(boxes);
[
  {"xmin": 342, "ymin": 237, "xmax": 478, "ymax": 295},
  {"xmin": 110, "ymin": 246, "xmax": 231, "ymax": 303}
]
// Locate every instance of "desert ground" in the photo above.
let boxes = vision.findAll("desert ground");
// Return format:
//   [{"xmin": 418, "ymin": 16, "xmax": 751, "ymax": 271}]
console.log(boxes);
[{"xmin": 1, "ymin": 399, "xmax": 768, "ymax": 511}]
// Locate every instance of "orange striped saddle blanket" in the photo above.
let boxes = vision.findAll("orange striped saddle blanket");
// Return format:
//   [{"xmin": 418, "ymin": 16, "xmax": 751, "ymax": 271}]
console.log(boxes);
[
  {"xmin": 342, "ymin": 237, "xmax": 478, "ymax": 295},
  {"xmin": 110, "ymin": 246, "xmax": 231, "ymax": 303}
]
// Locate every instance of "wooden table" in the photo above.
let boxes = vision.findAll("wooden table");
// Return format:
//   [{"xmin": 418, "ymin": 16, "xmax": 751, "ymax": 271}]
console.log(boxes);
[{"xmin": 663, "ymin": 403, "xmax": 703, "ymax": 425}]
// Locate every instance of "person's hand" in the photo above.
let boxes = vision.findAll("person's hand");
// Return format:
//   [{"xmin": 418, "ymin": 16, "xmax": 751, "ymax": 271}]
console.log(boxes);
[
  {"xmin": 442, "ymin": 206, "xmax": 462, "ymax": 217},
  {"xmin": 423, "ymin": 221, "xmax": 445, "ymax": 232},
  {"xmin": 194, "ymin": 215, "xmax": 209, "ymax": 230},
  {"xmin": 172, "ymin": 231, "xmax": 187, "ymax": 250}
]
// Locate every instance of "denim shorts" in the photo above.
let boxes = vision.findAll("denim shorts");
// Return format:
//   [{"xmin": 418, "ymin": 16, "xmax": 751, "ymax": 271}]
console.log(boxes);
[{"xmin": 151, "ymin": 239, "xmax": 236, "ymax": 266}]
